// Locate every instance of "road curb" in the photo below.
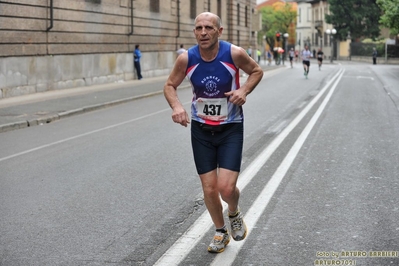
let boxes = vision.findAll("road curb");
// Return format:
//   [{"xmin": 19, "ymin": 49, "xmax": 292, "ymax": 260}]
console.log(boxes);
[
  {"xmin": 0, "ymin": 121, "xmax": 29, "ymax": 132},
  {"xmin": 0, "ymin": 88, "xmax": 176, "ymax": 133}
]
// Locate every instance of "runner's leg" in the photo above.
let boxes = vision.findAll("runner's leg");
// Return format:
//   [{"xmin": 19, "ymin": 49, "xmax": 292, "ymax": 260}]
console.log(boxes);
[{"xmin": 200, "ymin": 170, "xmax": 225, "ymax": 228}]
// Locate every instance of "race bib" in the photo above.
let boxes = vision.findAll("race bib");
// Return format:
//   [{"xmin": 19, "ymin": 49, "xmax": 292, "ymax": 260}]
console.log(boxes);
[{"xmin": 196, "ymin": 98, "xmax": 228, "ymax": 121}]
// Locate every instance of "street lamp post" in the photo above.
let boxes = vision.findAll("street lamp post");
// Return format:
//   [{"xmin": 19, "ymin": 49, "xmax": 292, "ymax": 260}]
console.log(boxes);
[
  {"xmin": 326, "ymin": 28, "xmax": 337, "ymax": 63},
  {"xmin": 283, "ymin": 33, "xmax": 289, "ymax": 66}
]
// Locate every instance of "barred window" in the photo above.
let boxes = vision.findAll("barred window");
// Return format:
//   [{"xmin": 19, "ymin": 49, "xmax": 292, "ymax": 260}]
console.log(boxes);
[
  {"xmin": 85, "ymin": 0, "xmax": 101, "ymax": 3},
  {"xmin": 299, "ymin": 8, "xmax": 302, "ymax": 23},
  {"xmin": 150, "ymin": 0, "xmax": 160, "ymax": 13},
  {"xmin": 190, "ymin": 0, "xmax": 196, "ymax": 19}
]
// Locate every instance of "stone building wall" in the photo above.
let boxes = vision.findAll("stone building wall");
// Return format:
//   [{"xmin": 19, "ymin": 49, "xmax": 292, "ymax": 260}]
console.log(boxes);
[{"xmin": 0, "ymin": 0, "xmax": 257, "ymax": 99}]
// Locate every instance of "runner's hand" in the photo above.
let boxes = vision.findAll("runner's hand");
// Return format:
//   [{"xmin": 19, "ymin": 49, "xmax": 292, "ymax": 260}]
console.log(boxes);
[
  {"xmin": 172, "ymin": 107, "xmax": 190, "ymax": 127},
  {"xmin": 225, "ymin": 90, "xmax": 246, "ymax": 106}
]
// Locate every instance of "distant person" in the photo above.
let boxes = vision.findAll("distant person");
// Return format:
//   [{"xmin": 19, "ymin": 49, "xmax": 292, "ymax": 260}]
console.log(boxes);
[
  {"xmin": 176, "ymin": 44, "xmax": 186, "ymax": 57},
  {"xmin": 247, "ymin": 46, "xmax": 252, "ymax": 57},
  {"xmin": 301, "ymin": 45, "xmax": 312, "ymax": 79},
  {"xmin": 134, "ymin": 45, "xmax": 143, "ymax": 80},
  {"xmin": 257, "ymin": 49, "xmax": 261, "ymax": 63},
  {"xmin": 372, "ymin": 48, "xmax": 377, "ymax": 65},
  {"xmin": 317, "ymin": 48, "xmax": 324, "ymax": 70},
  {"xmin": 267, "ymin": 50, "xmax": 272, "ymax": 65},
  {"xmin": 289, "ymin": 48, "xmax": 295, "ymax": 68}
]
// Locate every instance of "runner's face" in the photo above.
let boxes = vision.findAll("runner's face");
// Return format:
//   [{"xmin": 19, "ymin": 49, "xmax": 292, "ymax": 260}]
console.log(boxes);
[{"xmin": 193, "ymin": 14, "xmax": 222, "ymax": 50}]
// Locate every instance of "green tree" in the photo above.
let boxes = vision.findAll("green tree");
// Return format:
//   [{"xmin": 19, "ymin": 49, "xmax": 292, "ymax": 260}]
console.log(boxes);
[
  {"xmin": 258, "ymin": 4, "xmax": 296, "ymax": 51},
  {"xmin": 325, "ymin": 0, "xmax": 381, "ymax": 41},
  {"xmin": 377, "ymin": 0, "xmax": 399, "ymax": 35}
]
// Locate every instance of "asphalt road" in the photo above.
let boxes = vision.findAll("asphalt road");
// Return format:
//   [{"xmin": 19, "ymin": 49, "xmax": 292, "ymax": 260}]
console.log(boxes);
[{"xmin": 1, "ymin": 62, "xmax": 399, "ymax": 266}]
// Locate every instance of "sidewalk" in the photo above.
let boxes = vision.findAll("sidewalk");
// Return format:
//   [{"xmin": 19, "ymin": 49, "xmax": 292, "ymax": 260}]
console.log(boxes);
[{"xmin": 0, "ymin": 64, "xmax": 281, "ymax": 133}]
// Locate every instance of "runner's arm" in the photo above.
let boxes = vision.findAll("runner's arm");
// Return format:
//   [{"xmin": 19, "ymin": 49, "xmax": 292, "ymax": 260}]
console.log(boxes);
[
  {"xmin": 225, "ymin": 45, "xmax": 263, "ymax": 106},
  {"xmin": 164, "ymin": 53, "xmax": 190, "ymax": 127}
]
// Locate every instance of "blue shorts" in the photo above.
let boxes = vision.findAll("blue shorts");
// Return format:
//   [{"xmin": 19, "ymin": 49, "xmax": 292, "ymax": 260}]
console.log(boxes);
[{"xmin": 191, "ymin": 120, "xmax": 243, "ymax": 175}]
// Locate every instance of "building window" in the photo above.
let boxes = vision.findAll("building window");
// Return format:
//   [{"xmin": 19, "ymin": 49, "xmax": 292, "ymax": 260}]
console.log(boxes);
[
  {"xmin": 298, "ymin": 8, "xmax": 301, "ymax": 23},
  {"xmin": 190, "ymin": 0, "xmax": 196, "ymax": 19},
  {"xmin": 85, "ymin": 0, "xmax": 101, "ymax": 3},
  {"xmin": 299, "ymin": 32, "xmax": 302, "ymax": 46},
  {"xmin": 208, "ymin": 0, "xmax": 211, "ymax": 11},
  {"xmin": 150, "ymin": 0, "xmax": 159, "ymax": 13}
]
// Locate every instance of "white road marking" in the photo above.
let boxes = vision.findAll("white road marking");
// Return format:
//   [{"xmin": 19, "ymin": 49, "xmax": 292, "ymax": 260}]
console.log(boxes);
[
  {"xmin": 211, "ymin": 69, "xmax": 345, "ymax": 266},
  {"xmin": 344, "ymin": 75, "xmax": 374, "ymax": 81},
  {"xmin": 154, "ymin": 68, "xmax": 345, "ymax": 265}
]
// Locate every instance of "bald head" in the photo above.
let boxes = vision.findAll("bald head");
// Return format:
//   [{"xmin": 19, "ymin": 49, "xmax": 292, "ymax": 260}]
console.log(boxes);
[{"xmin": 195, "ymin": 12, "xmax": 221, "ymax": 28}]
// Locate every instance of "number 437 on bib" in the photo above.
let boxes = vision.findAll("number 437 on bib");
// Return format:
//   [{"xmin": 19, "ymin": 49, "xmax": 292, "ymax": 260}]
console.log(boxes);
[{"xmin": 196, "ymin": 98, "xmax": 228, "ymax": 121}]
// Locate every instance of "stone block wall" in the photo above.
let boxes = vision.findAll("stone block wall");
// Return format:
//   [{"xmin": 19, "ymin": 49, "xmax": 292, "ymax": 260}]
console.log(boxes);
[
  {"xmin": 0, "ymin": 0, "xmax": 256, "ymax": 99},
  {"xmin": 0, "ymin": 51, "xmax": 176, "ymax": 98}
]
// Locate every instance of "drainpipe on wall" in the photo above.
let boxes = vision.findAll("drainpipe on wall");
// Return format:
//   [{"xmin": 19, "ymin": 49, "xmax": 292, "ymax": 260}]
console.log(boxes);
[
  {"xmin": 249, "ymin": 7, "xmax": 253, "ymax": 60},
  {"xmin": 175, "ymin": 0, "xmax": 180, "ymax": 50},
  {"xmin": 128, "ymin": 0, "xmax": 134, "ymax": 35},
  {"xmin": 46, "ymin": 0, "xmax": 53, "ymax": 31},
  {"xmin": 228, "ymin": 0, "xmax": 233, "ymax": 43}
]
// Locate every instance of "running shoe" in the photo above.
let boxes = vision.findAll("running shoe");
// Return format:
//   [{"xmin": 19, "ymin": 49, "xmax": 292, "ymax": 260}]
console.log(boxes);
[
  {"xmin": 208, "ymin": 230, "xmax": 230, "ymax": 253},
  {"xmin": 229, "ymin": 211, "xmax": 247, "ymax": 241}
]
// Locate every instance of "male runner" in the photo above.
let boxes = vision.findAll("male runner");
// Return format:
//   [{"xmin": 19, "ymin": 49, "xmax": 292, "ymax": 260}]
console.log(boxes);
[
  {"xmin": 317, "ymin": 48, "xmax": 324, "ymax": 70},
  {"xmin": 164, "ymin": 12, "xmax": 263, "ymax": 253},
  {"xmin": 301, "ymin": 45, "xmax": 312, "ymax": 79}
]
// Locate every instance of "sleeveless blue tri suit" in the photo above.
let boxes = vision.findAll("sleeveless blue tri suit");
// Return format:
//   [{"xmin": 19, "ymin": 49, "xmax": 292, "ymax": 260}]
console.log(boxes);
[
  {"xmin": 187, "ymin": 41, "xmax": 244, "ymax": 174},
  {"xmin": 186, "ymin": 41, "xmax": 243, "ymax": 126}
]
